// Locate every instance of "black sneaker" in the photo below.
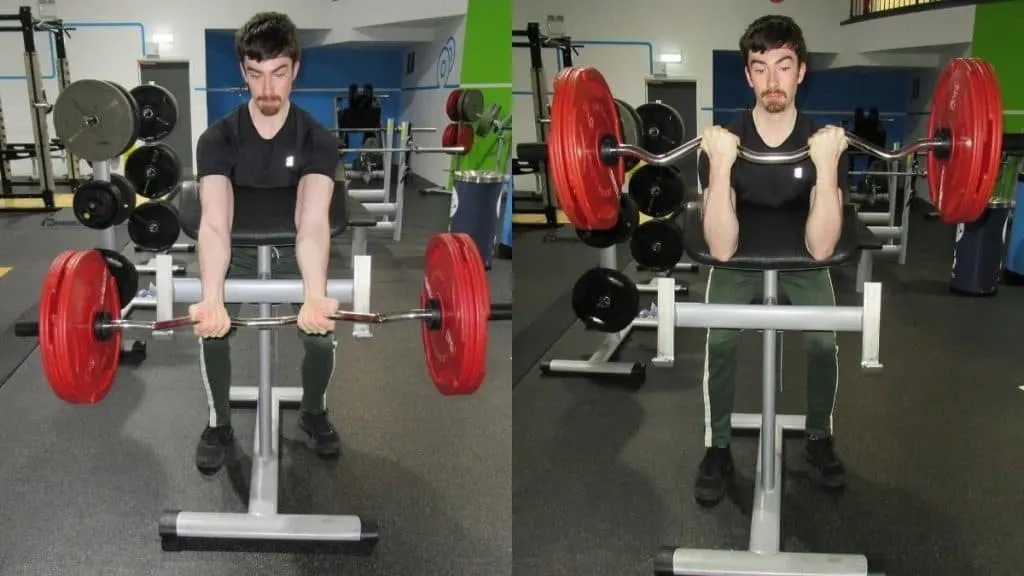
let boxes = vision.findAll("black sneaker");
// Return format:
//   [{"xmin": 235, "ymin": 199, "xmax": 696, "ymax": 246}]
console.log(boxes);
[
  {"xmin": 298, "ymin": 410, "xmax": 341, "ymax": 458},
  {"xmin": 694, "ymin": 446, "xmax": 734, "ymax": 507},
  {"xmin": 195, "ymin": 425, "xmax": 236, "ymax": 475},
  {"xmin": 804, "ymin": 435, "xmax": 846, "ymax": 489}
]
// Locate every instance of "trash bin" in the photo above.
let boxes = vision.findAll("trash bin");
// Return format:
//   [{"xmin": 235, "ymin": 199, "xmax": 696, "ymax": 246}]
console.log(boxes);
[
  {"xmin": 1003, "ymin": 172, "xmax": 1024, "ymax": 283},
  {"xmin": 950, "ymin": 156, "xmax": 1018, "ymax": 295},
  {"xmin": 497, "ymin": 172, "xmax": 513, "ymax": 259},
  {"xmin": 450, "ymin": 170, "xmax": 506, "ymax": 268}
]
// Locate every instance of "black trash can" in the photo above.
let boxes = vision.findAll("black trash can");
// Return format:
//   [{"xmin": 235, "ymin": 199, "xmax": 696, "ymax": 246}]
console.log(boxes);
[
  {"xmin": 950, "ymin": 199, "xmax": 1012, "ymax": 296},
  {"xmin": 450, "ymin": 170, "xmax": 505, "ymax": 268}
]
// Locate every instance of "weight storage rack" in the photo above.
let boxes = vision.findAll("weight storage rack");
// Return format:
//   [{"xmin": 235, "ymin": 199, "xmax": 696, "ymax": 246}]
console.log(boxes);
[{"xmin": 0, "ymin": 6, "xmax": 80, "ymax": 212}]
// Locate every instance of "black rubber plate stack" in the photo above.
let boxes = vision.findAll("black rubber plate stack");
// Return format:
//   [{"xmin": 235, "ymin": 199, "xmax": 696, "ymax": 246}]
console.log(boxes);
[
  {"xmin": 124, "ymin": 142, "xmax": 183, "ymax": 199},
  {"xmin": 72, "ymin": 181, "xmax": 120, "ymax": 229},
  {"xmin": 128, "ymin": 201, "xmax": 182, "ymax": 252},
  {"xmin": 628, "ymin": 164, "xmax": 687, "ymax": 218},
  {"xmin": 129, "ymin": 83, "xmax": 179, "ymax": 142},
  {"xmin": 629, "ymin": 219, "xmax": 684, "ymax": 271},
  {"xmin": 636, "ymin": 102, "xmax": 686, "ymax": 155},
  {"xmin": 53, "ymin": 79, "xmax": 140, "ymax": 162}
]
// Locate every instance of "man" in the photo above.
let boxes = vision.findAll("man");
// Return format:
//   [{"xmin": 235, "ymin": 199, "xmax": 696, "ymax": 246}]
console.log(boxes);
[
  {"xmin": 189, "ymin": 12, "xmax": 343, "ymax": 475},
  {"xmin": 695, "ymin": 15, "xmax": 850, "ymax": 506}
]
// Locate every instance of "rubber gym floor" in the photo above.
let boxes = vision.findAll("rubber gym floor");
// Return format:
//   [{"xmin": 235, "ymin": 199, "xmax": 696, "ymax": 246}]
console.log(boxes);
[
  {"xmin": 512, "ymin": 201, "xmax": 1024, "ymax": 576},
  {"xmin": 0, "ymin": 175, "xmax": 512, "ymax": 576}
]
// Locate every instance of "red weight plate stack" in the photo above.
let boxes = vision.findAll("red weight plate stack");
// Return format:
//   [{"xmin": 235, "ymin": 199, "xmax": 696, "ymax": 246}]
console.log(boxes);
[
  {"xmin": 457, "ymin": 124, "xmax": 475, "ymax": 154},
  {"xmin": 39, "ymin": 250, "xmax": 76, "ymax": 392},
  {"xmin": 550, "ymin": 66, "xmax": 625, "ymax": 230},
  {"xmin": 442, "ymin": 123, "xmax": 459, "ymax": 148},
  {"xmin": 928, "ymin": 59, "xmax": 983, "ymax": 224},
  {"xmin": 964, "ymin": 58, "xmax": 1004, "ymax": 222},
  {"xmin": 51, "ymin": 250, "xmax": 122, "ymax": 404},
  {"xmin": 446, "ymin": 89, "xmax": 463, "ymax": 122},
  {"xmin": 450, "ymin": 233, "xmax": 489, "ymax": 392},
  {"xmin": 549, "ymin": 68, "xmax": 584, "ymax": 227},
  {"xmin": 422, "ymin": 234, "xmax": 485, "ymax": 395}
]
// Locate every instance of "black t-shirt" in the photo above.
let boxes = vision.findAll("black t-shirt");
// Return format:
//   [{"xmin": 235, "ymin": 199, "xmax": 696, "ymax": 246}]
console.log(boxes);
[
  {"xmin": 196, "ymin": 103, "xmax": 339, "ymax": 189},
  {"xmin": 697, "ymin": 111, "xmax": 849, "ymax": 208}
]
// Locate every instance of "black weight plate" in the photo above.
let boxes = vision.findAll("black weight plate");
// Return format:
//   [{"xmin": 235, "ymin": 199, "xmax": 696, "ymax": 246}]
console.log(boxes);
[
  {"xmin": 615, "ymin": 99, "xmax": 642, "ymax": 172},
  {"xmin": 628, "ymin": 164, "xmax": 687, "ymax": 218},
  {"xmin": 107, "ymin": 81, "xmax": 141, "ymax": 157},
  {"xmin": 96, "ymin": 248, "xmax": 139, "ymax": 308},
  {"xmin": 130, "ymin": 83, "xmax": 178, "ymax": 142},
  {"xmin": 128, "ymin": 201, "xmax": 181, "ymax": 252},
  {"xmin": 109, "ymin": 173, "xmax": 137, "ymax": 225},
  {"xmin": 124, "ymin": 142, "xmax": 182, "ymax": 199},
  {"xmin": 636, "ymin": 102, "xmax": 686, "ymax": 155},
  {"xmin": 576, "ymin": 225, "xmax": 618, "ymax": 248},
  {"xmin": 629, "ymin": 218, "xmax": 684, "ymax": 271},
  {"xmin": 575, "ymin": 195, "xmax": 640, "ymax": 248},
  {"xmin": 53, "ymin": 79, "xmax": 138, "ymax": 162},
  {"xmin": 616, "ymin": 194, "xmax": 640, "ymax": 243},
  {"xmin": 458, "ymin": 88, "xmax": 484, "ymax": 123},
  {"xmin": 571, "ymin": 267, "xmax": 640, "ymax": 333},
  {"xmin": 72, "ymin": 180, "xmax": 120, "ymax": 229}
]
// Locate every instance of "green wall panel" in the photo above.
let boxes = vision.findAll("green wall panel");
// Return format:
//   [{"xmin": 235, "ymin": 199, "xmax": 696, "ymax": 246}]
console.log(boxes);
[
  {"xmin": 972, "ymin": 0, "xmax": 1024, "ymax": 132},
  {"xmin": 452, "ymin": 0, "xmax": 512, "ymax": 177}
]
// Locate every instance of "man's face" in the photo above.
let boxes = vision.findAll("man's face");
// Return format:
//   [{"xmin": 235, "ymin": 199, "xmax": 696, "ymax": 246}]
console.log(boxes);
[
  {"xmin": 745, "ymin": 47, "xmax": 805, "ymax": 114},
  {"xmin": 241, "ymin": 55, "xmax": 299, "ymax": 117}
]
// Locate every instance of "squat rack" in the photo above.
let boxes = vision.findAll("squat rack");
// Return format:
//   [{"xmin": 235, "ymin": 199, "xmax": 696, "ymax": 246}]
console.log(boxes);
[
  {"xmin": 512, "ymin": 22, "xmax": 576, "ymax": 227},
  {"xmin": 0, "ymin": 6, "xmax": 76, "ymax": 212}
]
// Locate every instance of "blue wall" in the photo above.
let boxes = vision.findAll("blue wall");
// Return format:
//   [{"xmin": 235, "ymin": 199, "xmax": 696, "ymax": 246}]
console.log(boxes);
[
  {"xmin": 710, "ymin": 50, "xmax": 914, "ymax": 147},
  {"xmin": 204, "ymin": 30, "xmax": 405, "ymax": 135}
]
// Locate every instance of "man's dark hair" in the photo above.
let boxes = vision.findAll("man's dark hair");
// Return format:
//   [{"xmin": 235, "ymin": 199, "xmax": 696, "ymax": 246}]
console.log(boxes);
[
  {"xmin": 236, "ymin": 12, "xmax": 301, "ymax": 64},
  {"xmin": 739, "ymin": 15, "xmax": 808, "ymax": 66}
]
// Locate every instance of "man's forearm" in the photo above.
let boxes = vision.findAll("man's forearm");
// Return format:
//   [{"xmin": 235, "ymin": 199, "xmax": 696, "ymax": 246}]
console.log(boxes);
[
  {"xmin": 296, "ymin": 220, "xmax": 331, "ymax": 298},
  {"xmin": 805, "ymin": 174, "xmax": 843, "ymax": 260},
  {"xmin": 197, "ymin": 224, "xmax": 231, "ymax": 303},
  {"xmin": 702, "ymin": 163, "xmax": 739, "ymax": 261}
]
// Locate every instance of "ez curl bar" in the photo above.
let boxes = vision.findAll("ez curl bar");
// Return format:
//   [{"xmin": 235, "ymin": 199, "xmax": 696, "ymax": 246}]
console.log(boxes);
[
  {"xmin": 541, "ymin": 58, "xmax": 1020, "ymax": 230},
  {"xmin": 16, "ymin": 233, "xmax": 512, "ymax": 405}
]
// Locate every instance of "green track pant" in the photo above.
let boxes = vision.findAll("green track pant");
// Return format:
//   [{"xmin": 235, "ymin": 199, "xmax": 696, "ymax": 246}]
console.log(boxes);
[
  {"xmin": 199, "ymin": 246, "xmax": 336, "ymax": 427},
  {"xmin": 701, "ymin": 267, "xmax": 839, "ymax": 447}
]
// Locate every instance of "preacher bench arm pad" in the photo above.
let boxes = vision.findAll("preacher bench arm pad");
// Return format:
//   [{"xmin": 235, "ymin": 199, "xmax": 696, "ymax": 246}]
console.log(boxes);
[{"xmin": 682, "ymin": 202, "xmax": 880, "ymax": 271}]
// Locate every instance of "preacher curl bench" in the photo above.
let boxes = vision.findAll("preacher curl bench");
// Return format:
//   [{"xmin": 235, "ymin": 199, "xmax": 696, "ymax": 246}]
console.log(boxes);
[
  {"xmin": 654, "ymin": 203, "xmax": 886, "ymax": 576},
  {"xmin": 159, "ymin": 183, "xmax": 378, "ymax": 548}
]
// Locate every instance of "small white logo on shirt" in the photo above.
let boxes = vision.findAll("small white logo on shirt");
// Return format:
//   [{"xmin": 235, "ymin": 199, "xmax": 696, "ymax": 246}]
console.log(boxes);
[
  {"xmin": 793, "ymin": 166, "xmax": 803, "ymax": 179},
  {"xmin": 285, "ymin": 155, "xmax": 294, "ymax": 168}
]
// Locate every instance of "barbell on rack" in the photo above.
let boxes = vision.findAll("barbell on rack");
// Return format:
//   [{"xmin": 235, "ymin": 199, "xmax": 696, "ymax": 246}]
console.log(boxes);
[
  {"xmin": 541, "ymin": 58, "xmax": 1019, "ymax": 230},
  {"xmin": 15, "ymin": 233, "xmax": 511, "ymax": 405},
  {"xmin": 333, "ymin": 126, "xmax": 438, "ymax": 133}
]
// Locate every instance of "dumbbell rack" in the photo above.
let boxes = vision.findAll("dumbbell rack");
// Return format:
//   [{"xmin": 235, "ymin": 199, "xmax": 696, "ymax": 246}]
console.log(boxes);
[
  {"xmin": 854, "ymin": 147, "xmax": 917, "ymax": 293},
  {"xmin": 540, "ymin": 244, "xmax": 697, "ymax": 379}
]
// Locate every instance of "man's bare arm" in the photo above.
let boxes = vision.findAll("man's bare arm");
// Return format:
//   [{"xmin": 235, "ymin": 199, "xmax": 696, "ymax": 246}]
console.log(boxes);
[
  {"xmin": 702, "ymin": 160, "xmax": 739, "ymax": 262},
  {"xmin": 197, "ymin": 175, "xmax": 234, "ymax": 303},
  {"xmin": 295, "ymin": 173, "xmax": 334, "ymax": 299},
  {"xmin": 805, "ymin": 172, "xmax": 843, "ymax": 261}
]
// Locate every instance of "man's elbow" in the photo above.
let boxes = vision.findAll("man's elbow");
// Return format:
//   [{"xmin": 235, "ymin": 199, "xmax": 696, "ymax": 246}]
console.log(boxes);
[{"xmin": 806, "ymin": 239, "xmax": 837, "ymax": 262}]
